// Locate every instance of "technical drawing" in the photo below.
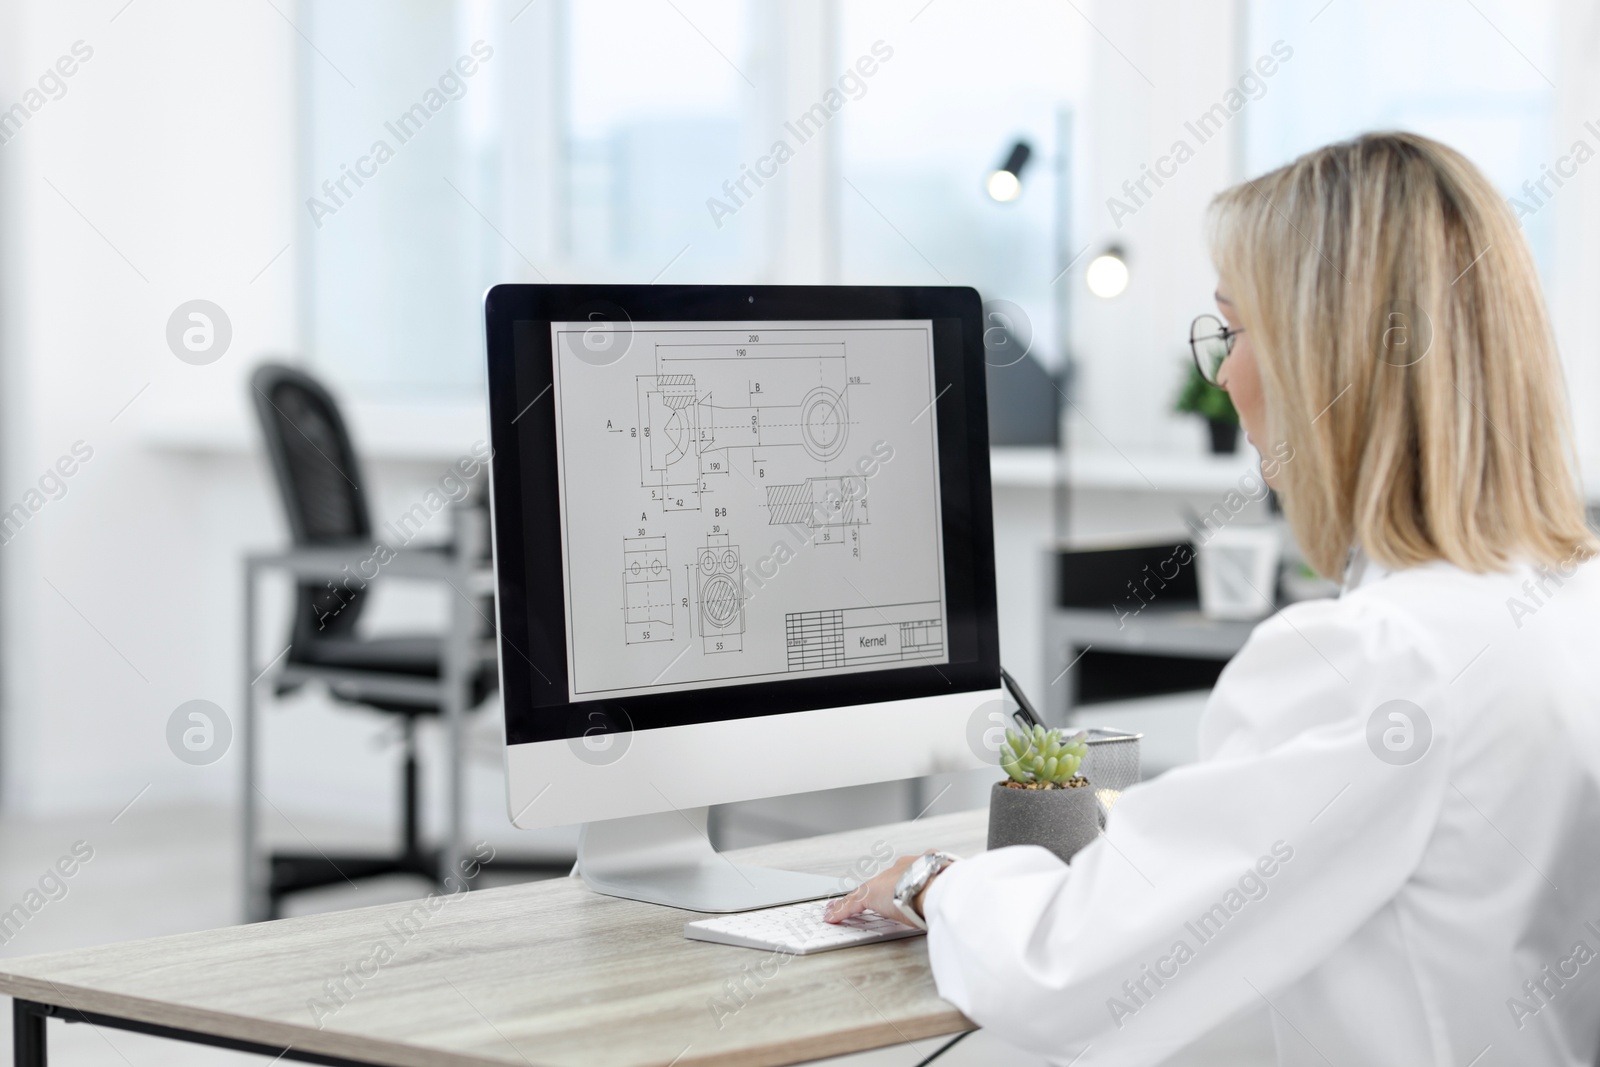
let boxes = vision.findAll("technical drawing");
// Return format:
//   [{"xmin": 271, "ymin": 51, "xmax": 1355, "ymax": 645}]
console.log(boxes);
[
  {"xmin": 636, "ymin": 375, "xmax": 703, "ymax": 512},
  {"xmin": 558, "ymin": 321, "xmax": 954, "ymax": 699},
  {"xmin": 765, "ymin": 476, "xmax": 871, "ymax": 531},
  {"xmin": 622, "ymin": 536, "xmax": 673, "ymax": 643},
  {"xmin": 696, "ymin": 534, "xmax": 745, "ymax": 653},
  {"xmin": 636, "ymin": 340, "xmax": 853, "ymax": 512}
]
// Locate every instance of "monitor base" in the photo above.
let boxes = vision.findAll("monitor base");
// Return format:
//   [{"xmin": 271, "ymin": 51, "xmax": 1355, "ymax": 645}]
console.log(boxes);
[{"xmin": 576, "ymin": 806, "xmax": 841, "ymax": 913}]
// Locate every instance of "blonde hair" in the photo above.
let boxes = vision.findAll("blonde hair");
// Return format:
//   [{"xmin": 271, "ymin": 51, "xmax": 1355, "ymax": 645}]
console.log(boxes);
[{"xmin": 1208, "ymin": 131, "xmax": 1595, "ymax": 578}]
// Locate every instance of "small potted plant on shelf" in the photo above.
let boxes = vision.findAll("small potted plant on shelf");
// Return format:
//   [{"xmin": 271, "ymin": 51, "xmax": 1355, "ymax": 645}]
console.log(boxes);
[
  {"xmin": 1175, "ymin": 362, "xmax": 1240, "ymax": 454},
  {"xmin": 988, "ymin": 725, "xmax": 1098, "ymax": 863}
]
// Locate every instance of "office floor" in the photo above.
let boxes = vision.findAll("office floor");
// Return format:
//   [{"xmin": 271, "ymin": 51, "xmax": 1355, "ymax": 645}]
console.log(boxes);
[{"xmin": 0, "ymin": 797, "xmax": 1273, "ymax": 1066}]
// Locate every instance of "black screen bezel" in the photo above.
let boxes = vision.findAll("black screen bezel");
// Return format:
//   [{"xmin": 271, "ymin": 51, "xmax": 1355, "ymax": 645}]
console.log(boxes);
[{"xmin": 484, "ymin": 284, "xmax": 1000, "ymax": 747}]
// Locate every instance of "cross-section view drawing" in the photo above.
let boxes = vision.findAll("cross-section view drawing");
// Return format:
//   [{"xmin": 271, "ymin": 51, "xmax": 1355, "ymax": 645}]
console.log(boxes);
[
  {"xmin": 696, "ymin": 534, "xmax": 745, "ymax": 653},
  {"xmin": 622, "ymin": 536, "xmax": 673, "ymax": 643},
  {"xmin": 765, "ymin": 476, "xmax": 870, "ymax": 533}
]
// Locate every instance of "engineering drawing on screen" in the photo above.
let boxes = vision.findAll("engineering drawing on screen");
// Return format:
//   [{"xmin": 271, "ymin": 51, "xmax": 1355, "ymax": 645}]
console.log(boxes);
[
  {"xmin": 554, "ymin": 321, "xmax": 948, "ymax": 701},
  {"xmin": 622, "ymin": 536, "xmax": 673, "ymax": 644},
  {"xmin": 635, "ymin": 342, "xmax": 857, "ymax": 517}
]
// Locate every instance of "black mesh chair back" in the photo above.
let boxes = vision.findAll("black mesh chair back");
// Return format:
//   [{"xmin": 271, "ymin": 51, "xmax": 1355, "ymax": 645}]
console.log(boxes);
[{"xmin": 250, "ymin": 363, "xmax": 371, "ymax": 645}]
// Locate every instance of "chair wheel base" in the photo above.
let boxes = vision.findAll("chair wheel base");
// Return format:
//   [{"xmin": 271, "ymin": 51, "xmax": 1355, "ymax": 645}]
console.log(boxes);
[
  {"xmin": 266, "ymin": 849, "xmax": 440, "ymax": 917},
  {"xmin": 263, "ymin": 849, "xmax": 575, "ymax": 919}
]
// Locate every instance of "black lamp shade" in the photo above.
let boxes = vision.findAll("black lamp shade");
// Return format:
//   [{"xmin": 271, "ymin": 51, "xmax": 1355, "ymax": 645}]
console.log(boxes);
[{"xmin": 1000, "ymin": 141, "xmax": 1033, "ymax": 178}]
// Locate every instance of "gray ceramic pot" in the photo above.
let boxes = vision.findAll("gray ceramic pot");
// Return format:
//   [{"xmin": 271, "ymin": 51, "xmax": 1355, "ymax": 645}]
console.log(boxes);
[{"xmin": 987, "ymin": 780, "xmax": 1099, "ymax": 864}]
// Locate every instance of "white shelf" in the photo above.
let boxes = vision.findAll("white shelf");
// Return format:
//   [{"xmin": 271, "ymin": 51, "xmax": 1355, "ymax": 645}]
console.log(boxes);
[
  {"xmin": 140, "ymin": 397, "xmax": 490, "ymax": 463},
  {"xmin": 990, "ymin": 446, "xmax": 1263, "ymax": 493},
  {"xmin": 993, "ymin": 447, "xmax": 1600, "ymax": 503}
]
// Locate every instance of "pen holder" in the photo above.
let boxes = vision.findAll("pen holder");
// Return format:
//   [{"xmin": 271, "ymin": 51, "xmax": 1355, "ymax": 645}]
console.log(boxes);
[
  {"xmin": 1079, "ymin": 727, "xmax": 1142, "ymax": 816},
  {"xmin": 987, "ymin": 780, "xmax": 1099, "ymax": 865}
]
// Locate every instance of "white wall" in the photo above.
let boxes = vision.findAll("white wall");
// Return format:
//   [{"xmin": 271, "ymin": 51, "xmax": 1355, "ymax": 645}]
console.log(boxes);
[
  {"xmin": 0, "ymin": 0, "xmax": 289, "ymax": 815},
  {"xmin": 1551, "ymin": 1, "xmax": 1600, "ymax": 469},
  {"xmin": 0, "ymin": 2, "xmax": 520, "ymax": 843}
]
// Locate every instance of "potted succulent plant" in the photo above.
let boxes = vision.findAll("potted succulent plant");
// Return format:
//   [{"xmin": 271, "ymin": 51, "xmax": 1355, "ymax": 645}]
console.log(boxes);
[{"xmin": 987, "ymin": 725, "xmax": 1099, "ymax": 864}]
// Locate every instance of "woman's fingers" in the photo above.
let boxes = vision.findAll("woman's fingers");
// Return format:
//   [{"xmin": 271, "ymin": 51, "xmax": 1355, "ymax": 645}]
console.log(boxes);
[
  {"xmin": 823, "ymin": 854, "xmax": 920, "ymax": 923},
  {"xmin": 823, "ymin": 884, "xmax": 871, "ymax": 922}
]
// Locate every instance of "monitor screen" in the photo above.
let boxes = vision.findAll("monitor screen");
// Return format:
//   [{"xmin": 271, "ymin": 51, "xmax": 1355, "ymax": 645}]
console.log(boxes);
[
  {"xmin": 485, "ymin": 285, "xmax": 998, "ymax": 748},
  {"xmin": 548, "ymin": 319, "xmax": 948, "ymax": 701}
]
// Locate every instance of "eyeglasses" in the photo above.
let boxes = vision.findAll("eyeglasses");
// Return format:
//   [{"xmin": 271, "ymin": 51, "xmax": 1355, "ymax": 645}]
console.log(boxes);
[{"xmin": 1189, "ymin": 314, "xmax": 1243, "ymax": 386}]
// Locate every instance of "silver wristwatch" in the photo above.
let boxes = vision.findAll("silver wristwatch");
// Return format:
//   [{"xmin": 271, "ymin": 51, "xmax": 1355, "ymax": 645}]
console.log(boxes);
[{"xmin": 892, "ymin": 850, "xmax": 959, "ymax": 929}]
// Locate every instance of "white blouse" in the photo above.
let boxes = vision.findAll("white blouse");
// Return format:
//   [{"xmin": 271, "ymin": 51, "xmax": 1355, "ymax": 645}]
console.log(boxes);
[{"xmin": 925, "ymin": 557, "xmax": 1600, "ymax": 1065}]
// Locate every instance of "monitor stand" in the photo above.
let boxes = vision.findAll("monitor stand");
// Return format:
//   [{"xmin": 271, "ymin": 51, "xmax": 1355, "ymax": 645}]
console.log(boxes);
[{"xmin": 576, "ymin": 807, "xmax": 842, "ymax": 912}]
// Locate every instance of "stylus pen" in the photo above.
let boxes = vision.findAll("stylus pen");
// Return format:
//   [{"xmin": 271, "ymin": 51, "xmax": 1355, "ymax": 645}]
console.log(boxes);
[{"xmin": 1000, "ymin": 667, "xmax": 1044, "ymax": 731}]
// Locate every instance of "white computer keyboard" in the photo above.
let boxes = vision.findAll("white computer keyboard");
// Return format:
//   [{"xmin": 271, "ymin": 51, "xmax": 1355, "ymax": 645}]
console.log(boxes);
[{"xmin": 683, "ymin": 898, "xmax": 924, "ymax": 955}]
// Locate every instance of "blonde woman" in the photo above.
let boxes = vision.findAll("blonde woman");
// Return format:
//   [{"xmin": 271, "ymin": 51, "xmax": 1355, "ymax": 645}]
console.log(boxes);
[{"xmin": 828, "ymin": 133, "xmax": 1600, "ymax": 1064}]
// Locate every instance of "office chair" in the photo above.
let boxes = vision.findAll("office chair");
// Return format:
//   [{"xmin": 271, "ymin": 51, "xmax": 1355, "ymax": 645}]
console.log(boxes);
[{"xmin": 249, "ymin": 363, "xmax": 505, "ymax": 917}]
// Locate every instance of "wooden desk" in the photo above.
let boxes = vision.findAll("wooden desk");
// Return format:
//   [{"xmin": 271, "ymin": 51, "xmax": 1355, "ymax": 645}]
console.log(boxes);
[{"xmin": 3, "ymin": 810, "xmax": 987, "ymax": 1067}]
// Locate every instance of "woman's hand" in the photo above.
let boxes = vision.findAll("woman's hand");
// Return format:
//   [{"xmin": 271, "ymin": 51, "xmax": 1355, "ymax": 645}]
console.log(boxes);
[{"xmin": 823, "ymin": 851, "xmax": 950, "ymax": 925}]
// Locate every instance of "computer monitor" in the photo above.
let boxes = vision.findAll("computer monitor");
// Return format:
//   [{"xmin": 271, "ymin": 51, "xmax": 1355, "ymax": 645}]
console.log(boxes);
[{"xmin": 484, "ymin": 284, "xmax": 1002, "ymax": 911}]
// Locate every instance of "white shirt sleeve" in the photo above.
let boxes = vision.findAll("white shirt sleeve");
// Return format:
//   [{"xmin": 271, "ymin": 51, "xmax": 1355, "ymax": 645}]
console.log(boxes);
[{"xmin": 923, "ymin": 596, "xmax": 1456, "ymax": 1064}]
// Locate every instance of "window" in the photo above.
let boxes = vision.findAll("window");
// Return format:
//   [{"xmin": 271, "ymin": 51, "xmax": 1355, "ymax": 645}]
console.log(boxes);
[
  {"xmin": 563, "ymin": 0, "xmax": 760, "ymax": 282},
  {"xmin": 1245, "ymin": 0, "xmax": 1557, "ymax": 268},
  {"xmin": 300, "ymin": 0, "xmax": 763, "ymax": 397},
  {"xmin": 300, "ymin": 1, "xmax": 503, "ymax": 395},
  {"xmin": 835, "ymin": 2, "xmax": 1091, "ymax": 371}
]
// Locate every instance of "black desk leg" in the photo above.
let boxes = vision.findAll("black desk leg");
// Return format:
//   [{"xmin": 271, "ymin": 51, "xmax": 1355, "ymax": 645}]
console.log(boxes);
[{"xmin": 14, "ymin": 999, "xmax": 47, "ymax": 1066}]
